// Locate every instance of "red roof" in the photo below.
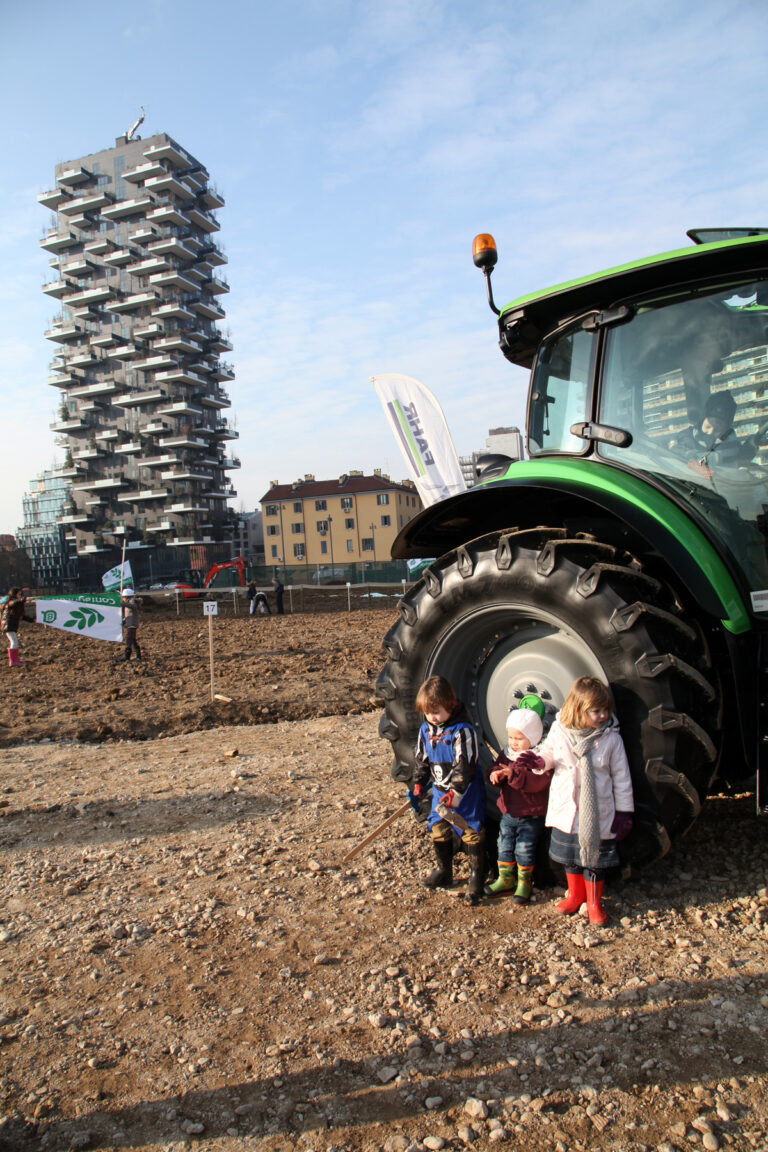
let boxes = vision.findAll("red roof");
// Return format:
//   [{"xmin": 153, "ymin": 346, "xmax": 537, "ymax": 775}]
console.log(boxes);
[{"xmin": 260, "ymin": 474, "xmax": 416, "ymax": 502}]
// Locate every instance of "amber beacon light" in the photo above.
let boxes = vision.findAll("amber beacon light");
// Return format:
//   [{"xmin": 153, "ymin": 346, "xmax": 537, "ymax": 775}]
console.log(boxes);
[{"xmin": 472, "ymin": 233, "xmax": 500, "ymax": 314}]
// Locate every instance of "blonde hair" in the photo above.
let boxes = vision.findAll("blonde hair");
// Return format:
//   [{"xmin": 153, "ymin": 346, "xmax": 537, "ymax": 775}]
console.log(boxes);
[
  {"xmin": 559, "ymin": 676, "xmax": 613, "ymax": 730},
  {"xmin": 415, "ymin": 675, "xmax": 458, "ymax": 715}
]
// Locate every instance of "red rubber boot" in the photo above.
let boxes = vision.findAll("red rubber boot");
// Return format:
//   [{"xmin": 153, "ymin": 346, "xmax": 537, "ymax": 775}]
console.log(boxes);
[
  {"xmin": 586, "ymin": 878, "xmax": 609, "ymax": 926},
  {"xmin": 556, "ymin": 871, "xmax": 586, "ymax": 915}
]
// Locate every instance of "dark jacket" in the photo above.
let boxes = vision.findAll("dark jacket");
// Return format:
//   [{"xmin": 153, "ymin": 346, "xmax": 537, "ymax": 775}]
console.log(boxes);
[{"xmin": 491, "ymin": 748, "xmax": 552, "ymax": 819}]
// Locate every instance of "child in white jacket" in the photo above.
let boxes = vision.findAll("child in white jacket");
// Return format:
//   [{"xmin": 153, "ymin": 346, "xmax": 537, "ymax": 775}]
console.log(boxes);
[{"xmin": 539, "ymin": 677, "xmax": 634, "ymax": 926}]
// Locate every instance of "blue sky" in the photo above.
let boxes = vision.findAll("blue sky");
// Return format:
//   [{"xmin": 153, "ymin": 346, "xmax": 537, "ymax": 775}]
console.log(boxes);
[{"xmin": 2, "ymin": 0, "xmax": 768, "ymax": 533}]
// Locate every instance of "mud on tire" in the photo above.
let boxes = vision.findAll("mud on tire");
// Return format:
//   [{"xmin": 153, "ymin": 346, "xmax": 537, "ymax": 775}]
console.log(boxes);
[{"xmin": 377, "ymin": 528, "xmax": 721, "ymax": 868}]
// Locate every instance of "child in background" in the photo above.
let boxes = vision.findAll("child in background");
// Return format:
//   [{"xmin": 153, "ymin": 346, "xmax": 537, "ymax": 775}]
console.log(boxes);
[
  {"xmin": 540, "ymin": 676, "xmax": 634, "ymax": 926},
  {"xmin": 485, "ymin": 701, "xmax": 552, "ymax": 904},
  {"xmin": 412, "ymin": 675, "xmax": 486, "ymax": 905}
]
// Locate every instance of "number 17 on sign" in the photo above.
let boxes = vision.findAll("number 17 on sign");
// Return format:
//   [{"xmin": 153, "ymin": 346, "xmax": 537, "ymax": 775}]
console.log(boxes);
[{"xmin": 204, "ymin": 600, "xmax": 218, "ymax": 698}]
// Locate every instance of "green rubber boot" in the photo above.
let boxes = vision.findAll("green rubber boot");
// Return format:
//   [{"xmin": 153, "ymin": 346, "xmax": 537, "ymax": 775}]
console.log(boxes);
[
  {"xmin": 483, "ymin": 861, "xmax": 516, "ymax": 898},
  {"xmin": 513, "ymin": 865, "xmax": 534, "ymax": 905}
]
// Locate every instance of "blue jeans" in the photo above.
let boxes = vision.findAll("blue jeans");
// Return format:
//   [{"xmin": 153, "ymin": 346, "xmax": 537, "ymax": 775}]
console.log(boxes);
[{"xmin": 497, "ymin": 814, "xmax": 545, "ymax": 867}]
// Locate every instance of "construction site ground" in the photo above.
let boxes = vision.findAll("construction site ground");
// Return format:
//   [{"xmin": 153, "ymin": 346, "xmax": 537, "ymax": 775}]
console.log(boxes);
[{"xmin": 0, "ymin": 602, "xmax": 767, "ymax": 1152}]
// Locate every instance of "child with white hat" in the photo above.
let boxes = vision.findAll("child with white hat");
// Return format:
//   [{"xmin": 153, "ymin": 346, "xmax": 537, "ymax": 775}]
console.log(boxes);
[{"xmin": 485, "ymin": 700, "xmax": 552, "ymax": 904}]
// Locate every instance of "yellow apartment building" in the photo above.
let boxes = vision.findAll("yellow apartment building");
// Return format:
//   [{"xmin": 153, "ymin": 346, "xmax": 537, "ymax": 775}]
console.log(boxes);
[{"xmin": 260, "ymin": 471, "xmax": 422, "ymax": 569}]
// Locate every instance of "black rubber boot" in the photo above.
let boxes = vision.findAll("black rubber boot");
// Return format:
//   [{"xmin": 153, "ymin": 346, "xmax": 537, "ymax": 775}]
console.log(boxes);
[
  {"xmin": 422, "ymin": 839, "xmax": 453, "ymax": 889},
  {"xmin": 464, "ymin": 842, "xmax": 486, "ymax": 905}
]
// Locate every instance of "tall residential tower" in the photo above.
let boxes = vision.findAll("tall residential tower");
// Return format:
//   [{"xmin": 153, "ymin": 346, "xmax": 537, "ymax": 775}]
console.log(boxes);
[{"xmin": 39, "ymin": 129, "xmax": 239, "ymax": 580}]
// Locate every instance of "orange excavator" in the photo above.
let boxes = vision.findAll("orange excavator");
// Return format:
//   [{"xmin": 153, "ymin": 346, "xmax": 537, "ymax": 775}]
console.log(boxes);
[{"xmin": 166, "ymin": 556, "xmax": 247, "ymax": 598}]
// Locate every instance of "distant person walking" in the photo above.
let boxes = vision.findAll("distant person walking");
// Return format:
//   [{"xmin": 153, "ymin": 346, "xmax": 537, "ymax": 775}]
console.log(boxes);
[
  {"xmin": 1, "ymin": 587, "xmax": 30, "ymax": 667},
  {"xmin": 247, "ymin": 580, "xmax": 257, "ymax": 617},
  {"xmin": 121, "ymin": 588, "xmax": 141, "ymax": 661},
  {"xmin": 273, "ymin": 576, "xmax": 284, "ymax": 615}
]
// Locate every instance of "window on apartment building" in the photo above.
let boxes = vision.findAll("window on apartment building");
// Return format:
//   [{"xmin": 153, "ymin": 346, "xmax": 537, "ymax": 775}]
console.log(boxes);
[
  {"xmin": 362, "ymin": 538, "xmax": 374, "ymax": 552},
  {"xmin": 376, "ymin": 493, "xmax": 389, "ymax": 505},
  {"xmin": 341, "ymin": 497, "xmax": 353, "ymax": 511},
  {"xmin": 320, "ymin": 540, "xmax": 328, "ymax": 554},
  {"xmin": 266, "ymin": 525, "xmax": 279, "ymax": 536},
  {"xmin": 265, "ymin": 504, "xmax": 278, "ymax": 516},
  {"xmin": 291, "ymin": 523, "xmax": 303, "ymax": 534},
  {"xmin": 294, "ymin": 543, "xmax": 305, "ymax": 560},
  {"xmin": 316, "ymin": 520, "xmax": 328, "ymax": 533},
  {"xmin": 381, "ymin": 515, "xmax": 391, "ymax": 527},
  {"xmin": 346, "ymin": 540, "xmax": 354, "ymax": 553},
  {"xmin": 293, "ymin": 501, "xmax": 302, "ymax": 513},
  {"xmin": 344, "ymin": 518, "xmax": 354, "ymax": 530},
  {"xmin": 271, "ymin": 545, "xmax": 278, "ymax": 558},
  {"xmin": 315, "ymin": 499, "xmax": 327, "ymax": 510}
]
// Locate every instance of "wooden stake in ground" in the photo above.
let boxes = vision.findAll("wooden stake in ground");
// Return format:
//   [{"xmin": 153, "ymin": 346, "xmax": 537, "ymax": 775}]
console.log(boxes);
[
  {"xmin": 203, "ymin": 599, "xmax": 218, "ymax": 700},
  {"xmin": 341, "ymin": 798, "xmax": 412, "ymax": 863}
]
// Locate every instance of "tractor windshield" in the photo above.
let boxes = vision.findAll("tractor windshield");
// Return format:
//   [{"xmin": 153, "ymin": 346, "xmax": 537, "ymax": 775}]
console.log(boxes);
[{"xmin": 598, "ymin": 276, "xmax": 768, "ymax": 596}]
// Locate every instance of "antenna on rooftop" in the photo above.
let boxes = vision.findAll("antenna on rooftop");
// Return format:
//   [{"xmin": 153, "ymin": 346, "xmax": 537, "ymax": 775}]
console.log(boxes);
[{"xmin": 125, "ymin": 106, "xmax": 145, "ymax": 142}]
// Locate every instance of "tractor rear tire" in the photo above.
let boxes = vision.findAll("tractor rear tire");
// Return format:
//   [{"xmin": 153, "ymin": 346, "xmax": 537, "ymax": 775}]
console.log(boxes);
[{"xmin": 377, "ymin": 529, "xmax": 721, "ymax": 868}]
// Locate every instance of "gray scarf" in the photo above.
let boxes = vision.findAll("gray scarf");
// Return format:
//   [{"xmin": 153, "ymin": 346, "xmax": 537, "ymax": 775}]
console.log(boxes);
[{"xmin": 564, "ymin": 720, "xmax": 611, "ymax": 870}]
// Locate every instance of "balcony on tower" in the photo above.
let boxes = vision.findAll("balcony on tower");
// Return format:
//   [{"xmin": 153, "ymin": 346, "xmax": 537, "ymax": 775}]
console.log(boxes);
[
  {"xmin": 125, "ymin": 255, "xmax": 170, "ymax": 276},
  {"xmin": 205, "ymin": 275, "xmax": 229, "ymax": 295},
  {"xmin": 42, "ymin": 280, "xmax": 70, "ymax": 299},
  {"xmin": 154, "ymin": 334, "xmax": 202, "ymax": 356},
  {"xmin": 147, "ymin": 236, "xmax": 198, "ymax": 261},
  {"xmin": 101, "ymin": 195, "xmax": 154, "ymax": 220},
  {"xmin": 210, "ymin": 361, "xmax": 235, "ymax": 382},
  {"xmin": 156, "ymin": 367, "xmax": 207, "ymax": 387},
  {"xmin": 158, "ymin": 432, "xmax": 211, "ymax": 449},
  {"xmin": 72, "ymin": 476, "xmax": 126, "ymax": 494},
  {"xmin": 38, "ymin": 187, "xmax": 71, "ymax": 210},
  {"xmin": 143, "ymin": 141, "xmax": 192, "ymax": 168},
  {"xmin": 201, "ymin": 188, "xmax": 225, "ymax": 210},
  {"xmin": 58, "ymin": 192, "xmax": 113, "ymax": 215},
  {"xmin": 65, "ymin": 285, "xmax": 115, "ymax": 308},
  {"xmin": 118, "ymin": 486, "xmax": 170, "ymax": 503},
  {"xmin": 156, "ymin": 399, "xmax": 205, "ymax": 418},
  {"xmin": 113, "ymin": 388, "xmax": 167, "ymax": 408},
  {"xmin": 187, "ymin": 205, "xmax": 220, "ymax": 233},
  {"xmin": 152, "ymin": 300, "xmax": 195, "ymax": 322},
  {"xmin": 131, "ymin": 352, "xmax": 179, "ymax": 371},
  {"xmin": 40, "ymin": 229, "xmax": 78, "ymax": 253},
  {"xmin": 45, "ymin": 320, "xmax": 84, "ymax": 343},
  {"xmin": 103, "ymin": 248, "xmax": 135, "ymax": 267},
  {"xmin": 68, "ymin": 380, "xmax": 120, "ymax": 400},
  {"xmin": 57, "ymin": 166, "xmax": 90, "ymax": 186},
  {"xmin": 147, "ymin": 204, "xmax": 189, "ymax": 228},
  {"xmin": 145, "ymin": 173, "xmax": 191, "ymax": 200},
  {"xmin": 190, "ymin": 296, "xmax": 225, "ymax": 320},
  {"xmin": 210, "ymin": 418, "xmax": 238, "ymax": 440},
  {"xmin": 109, "ymin": 290, "xmax": 159, "ymax": 313},
  {"xmin": 149, "ymin": 270, "xmax": 198, "ymax": 294},
  {"xmin": 123, "ymin": 159, "xmax": 168, "ymax": 183},
  {"xmin": 59, "ymin": 255, "xmax": 96, "ymax": 277}
]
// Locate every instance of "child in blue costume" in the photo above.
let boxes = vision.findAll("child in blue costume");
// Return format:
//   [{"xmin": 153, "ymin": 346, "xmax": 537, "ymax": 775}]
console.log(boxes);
[{"xmin": 412, "ymin": 675, "xmax": 485, "ymax": 905}]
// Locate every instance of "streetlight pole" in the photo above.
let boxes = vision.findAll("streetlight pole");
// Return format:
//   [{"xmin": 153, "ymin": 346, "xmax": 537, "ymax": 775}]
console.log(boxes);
[
  {"xmin": 327, "ymin": 514, "xmax": 335, "ymax": 574},
  {"xmin": 369, "ymin": 523, "xmax": 376, "ymax": 563}
]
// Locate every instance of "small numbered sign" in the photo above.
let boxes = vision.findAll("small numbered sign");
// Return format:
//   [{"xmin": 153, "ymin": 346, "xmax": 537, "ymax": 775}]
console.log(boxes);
[{"xmin": 203, "ymin": 600, "xmax": 218, "ymax": 616}]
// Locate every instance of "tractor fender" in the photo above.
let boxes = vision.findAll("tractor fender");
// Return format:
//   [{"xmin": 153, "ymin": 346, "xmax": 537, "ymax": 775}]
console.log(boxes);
[{"xmin": 393, "ymin": 466, "xmax": 749, "ymax": 632}]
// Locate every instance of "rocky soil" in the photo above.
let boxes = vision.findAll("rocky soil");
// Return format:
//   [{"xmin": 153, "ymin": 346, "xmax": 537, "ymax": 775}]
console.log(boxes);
[{"xmin": 0, "ymin": 605, "xmax": 767, "ymax": 1152}]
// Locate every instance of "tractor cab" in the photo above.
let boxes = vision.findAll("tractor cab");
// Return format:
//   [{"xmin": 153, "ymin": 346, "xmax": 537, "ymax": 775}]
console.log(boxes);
[{"xmin": 490, "ymin": 232, "xmax": 768, "ymax": 615}]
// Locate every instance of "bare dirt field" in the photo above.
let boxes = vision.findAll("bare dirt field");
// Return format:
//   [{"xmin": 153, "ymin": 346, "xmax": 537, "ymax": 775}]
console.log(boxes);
[{"xmin": 1, "ymin": 605, "xmax": 767, "ymax": 1152}]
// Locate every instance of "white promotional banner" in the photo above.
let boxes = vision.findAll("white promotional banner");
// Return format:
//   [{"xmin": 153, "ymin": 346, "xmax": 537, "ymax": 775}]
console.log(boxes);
[
  {"xmin": 102, "ymin": 559, "xmax": 133, "ymax": 592},
  {"xmin": 36, "ymin": 593, "xmax": 123, "ymax": 643},
  {"xmin": 372, "ymin": 374, "xmax": 467, "ymax": 507}
]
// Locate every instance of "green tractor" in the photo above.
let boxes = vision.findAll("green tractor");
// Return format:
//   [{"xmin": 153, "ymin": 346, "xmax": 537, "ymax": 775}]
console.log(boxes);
[{"xmin": 378, "ymin": 228, "xmax": 768, "ymax": 867}]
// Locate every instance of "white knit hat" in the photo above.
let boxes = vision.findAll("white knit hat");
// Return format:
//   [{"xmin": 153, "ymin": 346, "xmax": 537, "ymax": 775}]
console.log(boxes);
[{"xmin": 505, "ymin": 707, "xmax": 543, "ymax": 747}]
